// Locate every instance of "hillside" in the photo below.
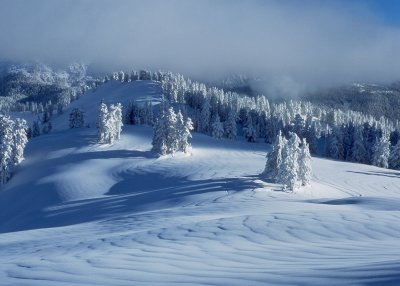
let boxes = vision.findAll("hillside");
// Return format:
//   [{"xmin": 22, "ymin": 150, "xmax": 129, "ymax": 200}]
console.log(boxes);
[
  {"xmin": 301, "ymin": 83, "xmax": 400, "ymax": 121},
  {"xmin": 0, "ymin": 81, "xmax": 400, "ymax": 285}
]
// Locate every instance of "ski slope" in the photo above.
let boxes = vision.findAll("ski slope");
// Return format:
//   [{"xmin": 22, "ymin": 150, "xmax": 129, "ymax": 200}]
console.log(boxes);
[{"xmin": 1, "ymin": 81, "xmax": 400, "ymax": 286}]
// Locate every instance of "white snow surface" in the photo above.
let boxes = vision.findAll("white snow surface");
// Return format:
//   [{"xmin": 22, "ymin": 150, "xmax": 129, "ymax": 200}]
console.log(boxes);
[{"xmin": 1, "ymin": 81, "xmax": 400, "ymax": 285}]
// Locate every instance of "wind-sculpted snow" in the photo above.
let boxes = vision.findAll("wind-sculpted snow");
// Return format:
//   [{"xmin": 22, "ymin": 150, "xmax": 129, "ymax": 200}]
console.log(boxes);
[{"xmin": 1, "ymin": 83, "xmax": 400, "ymax": 285}]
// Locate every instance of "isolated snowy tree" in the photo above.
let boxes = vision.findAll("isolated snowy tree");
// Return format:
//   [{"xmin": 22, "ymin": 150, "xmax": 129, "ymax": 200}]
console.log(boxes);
[
  {"xmin": 97, "ymin": 102, "xmax": 109, "ymax": 143},
  {"xmin": 389, "ymin": 141, "xmax": 400, "ymax": 170},
  {"xmin": 263, "ymin": 131, "xmax": 287, "ymax": 179},
  {"xmin": 211, "ymin": 114, "xmax": 224, "ymax": 139},
  {"xmin": 176, "ymin": 110, "xmax": 193, "ymax": 153},
  {"xmin": 109, "ymin": 103, "xmax": 123, "ymax": 141},
  {"xmin": 164, "ymin": 107, "xmax": 178, "ymax": 154},
  {"xmin": 152, "ymin": 108, "xmax": 177, "ymax": 155},
  {"xmin": 371, "ymin": 135, "xmax": 390, "ymax": 168},
  {"xmin": 298, "ymin": 138, "xmax": 312, "ymax": 186},
  {"xmin": 276, "ymin": 133, "xmax": 301, "ymax": 192},
  {"xmin": 97, "ymin": 102, "xmax": 123, "ymax": 144},
  {"xmin": 69, "ymin": 108, "xmax": 85, "ymax": 128}
]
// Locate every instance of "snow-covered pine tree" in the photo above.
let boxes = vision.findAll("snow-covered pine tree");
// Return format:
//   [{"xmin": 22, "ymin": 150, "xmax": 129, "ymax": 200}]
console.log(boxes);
[
  {"xmin": 211, "ymin": 114, "xmax": 224, "ymax": 139},
  {"xmin": 327, "ymin": 127, "xmax": 344, "ymax": 160},
  {"xmin": 224, "ymin": 108, "xmax": 237, "ymax": 139},
  {"xmin": 342, "ymin": 123, "xmax": 354, "ymax": 160},
  {"xmin": 12, "ymin": 119, "xmax": 28, "ymax": 165},
  {"xmin": 164, "ymin": 107, "xmax": 178, "ymax": 154},
  {"xmin": 31, "ymin": 120, "xmax": 41, "ymax": 137},
  {"xmin": 243, "ymin": 112, "xmax": 257, "ymax": 142},
  {"xmin": 371, "ymin": 135, "xmax": 390, "ymax": 168},
  {"xmin": 41, "ymin": 108, "xmax": 51, "ymax": 124},
  {"xmin": 200, "ymin": 98, "xmax": 211, "ymax": 134},
  {"xmin": 110, "ymin": 103, "xmax": 123, "ymax": 141},
  {"xmin": 40, "ymin": 105, "xmax": 52, "ymax": 134},
  {"xmin": 0, "ymin": 115, "xmax": 15, "ymax": 184},
  {"xmin": 176, "ymin": 110, "xmax": 193, "ymax": 153},
  {"xmin": 389, "ymin": 141, "xmax": 400, "ymax": 170},
  {"xmin": 276, "ymin": 133, "xmax": 301, "ymax": 192},
  {"xmin": 152, "ymin": 107, "xmax": 186, "ymax": 155},
  {"xmin": 143, "ymin": 101, "xmax": 154, "ymax": 125},
  {"xmin": 151, "ymin": 113, "xmax": 167, "ymax": 156},
  {"xmin": 124, "ymin": 102, "xmax": 136, "ymax": 125},
  {"xmin": 263, "ymin": 131, "xmax": 287, "ymax": 179},
  {"xmin": 351, "ymin": 126, "xmax": 368, "ymax": 163},
  {"xmin": 97, "ymin": 102, "xmax": 109, "ymax": 143},
  {"xmin": 298, "ymin": 138, "xmax": 312, "ymax": 186},
  {"xmin": 69, "ymin": 108, "xmax": 85, "ymax": 128},
  {"xmin": 292, "ymin": 113, "xmax": 305, "ymax": 139}
]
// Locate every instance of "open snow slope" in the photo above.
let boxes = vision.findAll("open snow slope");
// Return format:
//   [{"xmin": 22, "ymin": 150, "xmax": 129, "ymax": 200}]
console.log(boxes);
[{"xmin": 1, "ymin": 81, "xmax": 400, "ymax": 286}]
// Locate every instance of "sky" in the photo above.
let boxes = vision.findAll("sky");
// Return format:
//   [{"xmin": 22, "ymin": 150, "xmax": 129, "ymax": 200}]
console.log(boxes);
[
  {"xmin": 361, "ymin": 0, "xmax": 400, "ymax": 26},
  {"xmin": 0, "ymin": 0, "xmax": 400, "ymax": 94}
]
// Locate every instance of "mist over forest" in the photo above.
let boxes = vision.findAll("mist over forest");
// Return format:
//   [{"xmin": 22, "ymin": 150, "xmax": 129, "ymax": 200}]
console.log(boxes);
[{"xmin": 1, "ymin": 0, "xmax": 400, "ymax": 96}]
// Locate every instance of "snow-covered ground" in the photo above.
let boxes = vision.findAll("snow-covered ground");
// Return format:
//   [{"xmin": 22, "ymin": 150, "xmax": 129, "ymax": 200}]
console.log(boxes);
[{"xmin": 1, "ymin": 81, "xmax": 400, "ymax": 285}]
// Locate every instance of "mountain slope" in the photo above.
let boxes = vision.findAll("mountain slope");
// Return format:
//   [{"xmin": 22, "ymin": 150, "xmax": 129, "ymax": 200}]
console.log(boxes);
[{"xmin": 1, "ymin": 81, "xmax": 400, "ymax": 285}]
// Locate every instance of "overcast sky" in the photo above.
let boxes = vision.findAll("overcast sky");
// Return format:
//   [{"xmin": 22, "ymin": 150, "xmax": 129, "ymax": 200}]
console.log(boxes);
[{"xmin": 1, "ymin": 0, "xmax": 400, "ymax": 92}]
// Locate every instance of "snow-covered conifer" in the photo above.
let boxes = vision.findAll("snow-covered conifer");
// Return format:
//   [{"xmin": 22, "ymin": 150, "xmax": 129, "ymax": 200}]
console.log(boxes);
[
  {"xmin": 263, "ymin": 131, "xmax": 286, "ymax": 179},
  {"xmin": 69, "ymin": 108, "xmax": 85, "ymax": 128},
  {"xmin": 0, "ymin": 115, "xmax": 15, "ymax": 184},
  {"xmin": 41, "ymin": 108, "xmax": 52, "ymax": 124},
  {"xmin": 276, "ymin": 133, "xmax": 301, "ymax": 192},
  {"xmin": 200, "ymin": 98, "xmax": 211, "ymax": 134},
  {"xmin": 351, "ymin": 126, "xmax": 367, "ymax": 163},
  {"xmin": 389, "ymin": 141, "xmax": 400, "ymax": 170},
  {"xmin": 152, "ymin": 108, "xmax": 193, "ymax": 155},
  {"xmin": 97, "ymin": 102, "xmax": 109, "ymax": 143},
  {"xmin": 298, "ymin": 138, "xmax": 312, "ymax": 186},
  {"xmin": 211, "ymin": 114, "xmax": 224, "ymax": 139},
  {"xmin": 12, "ymin": 119, "xmax": 28, "ymax": 165},
  {"xmin": 110, "ymin": 103, "xmax": 123, "ymax": 141},
  {"xmin": 31, "ymin": 120, "xmax": 41, "ymax": 137},
  {"xmin": 292, "ymin": 114, "xmax": 305, "ymax": 139},
  {"xmin": 144, "ymin": 101, "xmax": 154, "ymax": 125},
  {"xmin": 327, "ymin": 127, "xmax": 344, "ymax": 160},
  {"xmin": 176, "ymin": 110, "xmax": 193, "ymax": 153},
  {"xmin": 243, "ymin": 113, "xmax": 257, "ymax": 142},
  {"xmin": 164, "ymin": 107, "xmax": 178, "ymax": 154},
  {"xmin": 224, "ymin": 108, "xmax": 237, "ymax": 139},
  {"xmin": 151, "ymin": 114, "xmax": 167, "ymax": 155},
  {"xmin": 371, "ymin": 135, "xmax": 390, "ymax": 168}
]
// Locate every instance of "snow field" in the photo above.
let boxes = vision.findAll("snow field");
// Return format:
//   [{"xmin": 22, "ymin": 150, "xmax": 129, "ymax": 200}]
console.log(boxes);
[{"xmin": 1, "ymin": 80, "xmax": 400, "ymax": 285}]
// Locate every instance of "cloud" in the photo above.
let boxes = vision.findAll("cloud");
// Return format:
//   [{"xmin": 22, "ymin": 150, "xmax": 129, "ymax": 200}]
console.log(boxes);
[{"xmin": 1, "ymin": 0, "xmax": 400, "ymax": 94}]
